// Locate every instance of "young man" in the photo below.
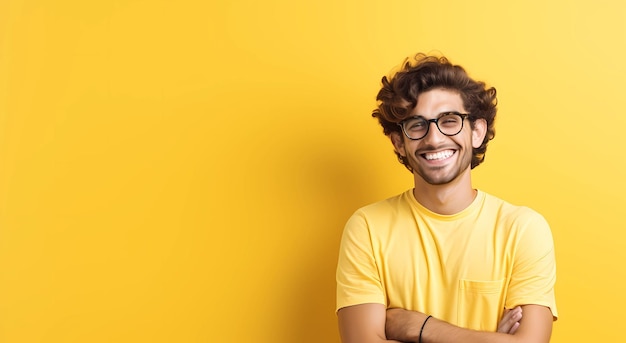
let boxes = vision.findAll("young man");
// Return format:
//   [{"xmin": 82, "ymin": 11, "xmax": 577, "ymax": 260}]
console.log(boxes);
[{"xmin": 336, "ymin": 54, "xmax": 557, "ymax": 343}]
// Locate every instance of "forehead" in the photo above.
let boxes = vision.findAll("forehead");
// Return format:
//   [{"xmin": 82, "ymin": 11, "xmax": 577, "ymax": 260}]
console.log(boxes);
[{"xmin": 412, "ymin": 88, "xmax": 465, "ymax": 116}]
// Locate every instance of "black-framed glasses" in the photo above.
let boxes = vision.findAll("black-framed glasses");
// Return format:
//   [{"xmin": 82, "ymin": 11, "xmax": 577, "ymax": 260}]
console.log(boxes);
[{"xmin": 398, "ymin": 112, "xmax": 469, "ymax": 140}]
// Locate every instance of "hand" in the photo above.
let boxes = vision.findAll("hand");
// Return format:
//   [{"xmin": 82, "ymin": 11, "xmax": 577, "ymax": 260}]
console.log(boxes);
[{"xmin": 497, "ymin": 306, "xmax": 522, "ymax": 334}]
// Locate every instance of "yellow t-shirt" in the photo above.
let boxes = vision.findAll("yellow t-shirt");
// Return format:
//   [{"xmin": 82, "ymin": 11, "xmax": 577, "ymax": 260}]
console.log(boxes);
[{"xmin": 336, "ymin": 189, "xmax": 557, "ymax": 331}]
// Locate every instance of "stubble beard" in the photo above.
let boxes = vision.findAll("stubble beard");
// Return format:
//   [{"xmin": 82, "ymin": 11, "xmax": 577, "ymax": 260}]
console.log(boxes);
[{"xmin": 411, "ymin": 149, "xmax": 473, "ymax": 186}]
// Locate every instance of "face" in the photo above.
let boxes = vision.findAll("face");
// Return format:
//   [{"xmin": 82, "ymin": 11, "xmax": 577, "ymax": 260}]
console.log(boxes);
[{"xmin": 391, "ymin": 88, "xmax": 487, "ymax": 186}]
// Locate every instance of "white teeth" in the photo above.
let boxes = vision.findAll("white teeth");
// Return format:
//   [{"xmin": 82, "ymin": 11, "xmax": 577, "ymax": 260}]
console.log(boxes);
[{"xmin": 424, "ymin": 150, "xmax": 453, "ymax": 160}]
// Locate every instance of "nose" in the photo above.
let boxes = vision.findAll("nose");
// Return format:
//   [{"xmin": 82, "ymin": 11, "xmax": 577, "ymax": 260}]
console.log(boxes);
[{"xmin": 421, "ymin": 121, "xmax": 447, "ymax": 144}]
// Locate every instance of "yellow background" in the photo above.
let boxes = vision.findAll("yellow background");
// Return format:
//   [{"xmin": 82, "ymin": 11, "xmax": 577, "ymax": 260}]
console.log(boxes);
[{"xmin": 1, "ymin": 0, "xmax": 624, "ymax": 342}]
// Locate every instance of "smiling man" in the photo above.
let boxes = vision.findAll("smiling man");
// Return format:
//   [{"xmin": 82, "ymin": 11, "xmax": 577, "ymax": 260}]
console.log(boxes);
[{"xmin": 336, "ymin": 54, "xmax": 557, "ymax": 343}]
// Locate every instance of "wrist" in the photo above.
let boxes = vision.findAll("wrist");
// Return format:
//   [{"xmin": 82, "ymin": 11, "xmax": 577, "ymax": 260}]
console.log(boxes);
[
  {"xmin": 401, "ymin": 311, "xmax": 432, "ymax": 342},
  {"xmin": 385, "ymin": 309, "xmax": 423, "ymax": 342},
  {"xmin": 419, "ymin": 315, "xmax": 433, "ymax": 343}
]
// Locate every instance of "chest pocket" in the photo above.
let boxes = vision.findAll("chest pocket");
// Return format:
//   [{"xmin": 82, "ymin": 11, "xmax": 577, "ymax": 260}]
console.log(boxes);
[{"xmin": 457, "ymin": 279, "xmax": 505, "ymax": 331}]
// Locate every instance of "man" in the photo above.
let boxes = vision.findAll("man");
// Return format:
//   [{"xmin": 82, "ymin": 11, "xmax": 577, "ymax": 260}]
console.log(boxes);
[{"xmin": 336, "ymin": 54, "xmax": 557, "ymax": 343}]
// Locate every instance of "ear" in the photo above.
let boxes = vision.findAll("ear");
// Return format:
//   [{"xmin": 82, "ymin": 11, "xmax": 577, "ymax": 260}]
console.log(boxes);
[
  {"xmin": 471, "ymin": 118, "xmax": 487, "ymax": 148},
  {"xmin": 390, "ymin": 131, "xmax": 407, "ymax": 157}
]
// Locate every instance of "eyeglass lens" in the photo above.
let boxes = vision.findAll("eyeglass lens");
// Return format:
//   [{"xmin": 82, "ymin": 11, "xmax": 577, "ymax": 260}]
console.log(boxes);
[{"xmin": 402, "ymin": 113, "xmax": 464, "ymax": 140}]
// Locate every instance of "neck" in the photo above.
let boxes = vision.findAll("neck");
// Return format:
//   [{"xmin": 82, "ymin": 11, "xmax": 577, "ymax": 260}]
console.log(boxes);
[{"xmin": 412, "ymin": 168, "xmax": 476, "ymax": 215}]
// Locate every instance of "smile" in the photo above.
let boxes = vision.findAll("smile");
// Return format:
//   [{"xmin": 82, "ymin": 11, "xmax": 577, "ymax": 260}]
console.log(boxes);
[{"xmin": 422, "ymin": 150, "xmax": 455, "ymax": 161}]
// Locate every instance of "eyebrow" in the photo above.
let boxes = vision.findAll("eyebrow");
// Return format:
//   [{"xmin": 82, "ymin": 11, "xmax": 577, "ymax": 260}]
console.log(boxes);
[{"xmin": 407, "ymin": 111, "xmax": 464, "ymax": 119}]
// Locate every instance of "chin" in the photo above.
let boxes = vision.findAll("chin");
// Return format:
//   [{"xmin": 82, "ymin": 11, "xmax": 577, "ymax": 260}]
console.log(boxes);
[{"xmin": 415, "ymin": 165, "xmax": 470, "ymax": 186}]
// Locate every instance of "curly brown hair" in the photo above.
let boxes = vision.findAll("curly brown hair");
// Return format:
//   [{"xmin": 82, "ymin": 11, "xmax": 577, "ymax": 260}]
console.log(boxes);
[{"xmin": 372, "ymin": 53, "xmax": 497, "ymax": 171}]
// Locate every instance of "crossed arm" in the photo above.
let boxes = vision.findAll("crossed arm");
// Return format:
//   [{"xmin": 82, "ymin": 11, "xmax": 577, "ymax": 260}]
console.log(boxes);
[{"xmin": 338, "ymin": 303, "xmax": 552, "ymax": 343}]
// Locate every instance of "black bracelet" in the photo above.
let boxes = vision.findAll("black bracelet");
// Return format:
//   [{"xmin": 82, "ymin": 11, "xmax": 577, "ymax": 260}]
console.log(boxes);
[{"xmin": 418, "ymin": 315, "xmax": 432, "ymax": 343}]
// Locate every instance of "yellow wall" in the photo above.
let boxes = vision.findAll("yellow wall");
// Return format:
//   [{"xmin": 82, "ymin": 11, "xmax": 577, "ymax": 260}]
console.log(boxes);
[{"xmin": 1, "ymin": 0, "xmax": 624, "ymax": 341}]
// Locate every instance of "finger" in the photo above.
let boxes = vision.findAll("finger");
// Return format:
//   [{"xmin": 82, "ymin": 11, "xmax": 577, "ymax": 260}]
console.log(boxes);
[
  {"xmin": 497, "ymin": 308, "xmax": 515, "ymax": 332},
  {"xmin": 497, "ymin": 307, "xmax": 522, "ymax": 333},
  {"xmin": 508, "ymin": 321, "xmax": 520, "ymax": 334}
]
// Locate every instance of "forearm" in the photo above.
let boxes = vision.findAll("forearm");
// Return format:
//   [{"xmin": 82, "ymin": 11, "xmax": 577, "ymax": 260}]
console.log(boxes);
[
  {"xmin": 388, "ymin": 311, "xmax": 515, "ymax": 343},
  {"xmin": 386, "ymin": 305, "xmax": 552, "ymax": 343},
  {"xmin": 420, "ymin": 316, "xmax": 517, "ymax": 343}
]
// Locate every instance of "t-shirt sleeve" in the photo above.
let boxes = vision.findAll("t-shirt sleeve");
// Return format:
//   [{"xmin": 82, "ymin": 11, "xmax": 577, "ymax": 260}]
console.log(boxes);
[
  {"xmin": 505, "ymin": 211, "xmax": 558, "ymax": 319},
  {"xmin": 336, "ymin": 211, "xmax": 386, "ymax": 312}
]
